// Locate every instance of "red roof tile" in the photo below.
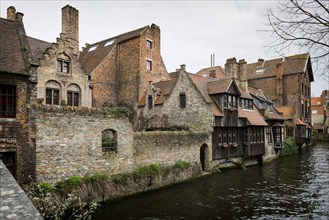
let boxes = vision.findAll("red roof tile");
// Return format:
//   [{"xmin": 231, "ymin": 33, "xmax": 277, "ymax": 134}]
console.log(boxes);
[
  {"xmin": 195, "ymin": 66, "xmax": 225, "ymax": 79},
  {"xmin": 238, "ymin": 106, "xmax": 268, "ymax": 126}
]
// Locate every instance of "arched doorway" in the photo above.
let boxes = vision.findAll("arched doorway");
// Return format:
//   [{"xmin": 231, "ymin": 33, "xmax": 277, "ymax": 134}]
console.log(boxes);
[{"xmin": 200, "ymin": 144, "xmax": 209, "ymax": 171}]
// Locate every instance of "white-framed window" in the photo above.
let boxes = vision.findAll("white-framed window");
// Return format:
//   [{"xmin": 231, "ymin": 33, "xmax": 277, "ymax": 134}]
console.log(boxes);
[
  {"xmin": 146, "ymin": 39, "xmax": 152, "ymax": 50},
  {"xmin": 312, "ymin": 110, "xmax": 317, "ymax": 114},
  {"xmin": 146, "ymin": 59, "xmax": 152, "ymax": 71}
]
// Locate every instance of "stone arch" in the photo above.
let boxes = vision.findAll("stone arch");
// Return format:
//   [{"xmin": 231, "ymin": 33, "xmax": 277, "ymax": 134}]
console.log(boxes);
[
  {"xmin": 45, "ymin": 80, "xmax": 61, "ymax": 105},
  {"xmin": 200, "ymin": 143, "xmax": 210, "ymax": 172},
  {"xmin": 101, "ymin": 129, "xmax": 118, "ymax": 153}
]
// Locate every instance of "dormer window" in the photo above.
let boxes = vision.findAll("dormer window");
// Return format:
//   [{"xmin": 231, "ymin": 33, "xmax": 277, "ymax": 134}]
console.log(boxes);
[
  {"xmin": 146, "ymin": 39, "xmax": 152, "ymax": 50},
  {"xmin": 240, "ymin": 98, "xmax": 253, "ymax": 110},
  {"xmin": 224, "ymin": 94, "xmax": 237, "ymax": 109},
  {"xmin": 57, "ymin": 59, "xmax": 69, "ymax": 73}
]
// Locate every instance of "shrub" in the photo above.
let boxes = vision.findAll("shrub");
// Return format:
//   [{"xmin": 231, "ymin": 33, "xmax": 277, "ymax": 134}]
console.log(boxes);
[
  {"xmin": 85, "ymin": 173, "xmax": 107, "ymax": 182},
  {"xmin": 112, "ymin": 173, "xmax": 129, "ymax": 184},
  {"xmin": 37, "ymin": 182, "xmax": 54, "ymax": 195},
  {"xmin": 174, "ymin": 161, "xmax": 191, "ymax": 170},
  {"xmin": 280, "ymin": 137, "xmax": 298, "ymax": 156}
]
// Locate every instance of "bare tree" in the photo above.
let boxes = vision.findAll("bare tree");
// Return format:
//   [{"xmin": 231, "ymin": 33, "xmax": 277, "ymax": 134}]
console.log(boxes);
[{"xmin": 266, "ymin": 0, "xmax": 329, "ymax": 82}]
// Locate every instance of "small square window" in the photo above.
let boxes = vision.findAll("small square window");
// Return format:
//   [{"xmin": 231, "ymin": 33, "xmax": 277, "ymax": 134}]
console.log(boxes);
[
  {"xmin": 146, "ymin": 40, "xmax": 152, "ymax": 50},
  {"xmin": 57, "ymin": 60, "xmax": 70, "ymax": 73},
  {"xmin": 146, "ymin": 60, "xmax": 152, "ymax": 71}
]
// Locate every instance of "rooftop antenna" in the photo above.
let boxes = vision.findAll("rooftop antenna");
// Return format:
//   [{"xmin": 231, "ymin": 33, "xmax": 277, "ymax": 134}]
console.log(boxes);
[{"xmin": 210, "ymin": 54, "xmax": 215, "ymax": 68}]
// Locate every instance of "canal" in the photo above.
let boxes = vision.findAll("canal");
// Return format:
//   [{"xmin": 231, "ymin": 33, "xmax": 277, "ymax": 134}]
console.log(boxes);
[{"xmin": 92, "ymin": 142, "xmax": 329, "ymax": 219}]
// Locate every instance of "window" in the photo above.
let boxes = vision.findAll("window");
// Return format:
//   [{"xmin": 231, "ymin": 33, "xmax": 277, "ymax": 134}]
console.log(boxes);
[
  {"xmin": 224, "ymin": 94, "xmax": 238, "ymax": 109},
  {"xmin": 88, "ymin": 44, "xmax": 98, "ymax": 52},
  {"xmin": 228, "ymin": 128, "xmax": 232, "ymax": 144},
  {"xmin": 67, "ymin": 84, "xmax": 81, "ymax": 107},
  {"xmin": 312, "ymin": 110, "xmax": 317, "ymax": 114},
  {"xmin": 104, "ymin": 40, "xmax": 115, "ymax": 47},
  {"xmin": 57, "ymin": 60, "xmax": 69, "ymax": 73},
  {"xmin": 266, "ymin": 127, "xmax": 272, "ymax": 143},
  {"xmin": 146, "ymin": 40, "xmax": 152, "ymax": 50},
  {"xmin": 240, "ymin": 98, "xmax": 253, "ymax": 110},
  {"xmin": 0, "ymin": 85, "xmax": 16, "ymax": 118},
  {"xmin": 218, "ymin": 127, "xmax": 239, "ymax": 146},
  {"xmin": 148, "ymin": 95, "xmax": 153, "ymax": 109},
  {"xmin": 301, "ymin": 83, "xmax": 304, "ymax": 94},
  {"xmin": 179, "ymin": 93, "xmax": 186, "ymax": 108},
  {"xmin": 67, "ymin": 91, "xmax": 79, "ymax": 106},
  {"xmin": 46, "ymin": 89, "xmax": 59, "ymax": 105},
  {"xmin": 102, "ymin": 129, "xmax": 117, "ymax": 152},
  {"xmin": 146, "ymin": 60, "xmax": 152, "ymax": 71}
]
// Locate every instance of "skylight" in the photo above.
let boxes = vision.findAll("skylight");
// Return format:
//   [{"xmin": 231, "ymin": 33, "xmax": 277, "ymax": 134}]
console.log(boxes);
[
  {"xmin": 104, "ymin": 39, "xmax": 115, "ymax": 47},
  {"xmin": 88, "ymin": 45, "xmax": 98, "ymax": 52},
  {"xmin": 256, "ymin": 69, "xmax": 265, "ymax": 74}
]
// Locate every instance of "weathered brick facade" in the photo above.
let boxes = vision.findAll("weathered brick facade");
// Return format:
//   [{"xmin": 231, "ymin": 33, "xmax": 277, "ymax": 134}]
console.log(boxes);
[{"xmin": 80, "ymin": 23, "xmax": 168, "ymax": 109}]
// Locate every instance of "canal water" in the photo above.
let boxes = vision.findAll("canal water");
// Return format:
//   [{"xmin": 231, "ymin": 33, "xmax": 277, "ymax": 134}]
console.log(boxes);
[{"xmin": 93, "ymin": 142, "xmax": 329, "ymax": 220}]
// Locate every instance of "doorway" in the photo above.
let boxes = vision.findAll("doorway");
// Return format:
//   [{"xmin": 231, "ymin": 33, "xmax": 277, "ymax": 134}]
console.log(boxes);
[
  {"xmin": 0, "ymin": 152, "xmax": 16, "ymax": 178},
  {"xmin": 200, "ymin": 144, "xmax": 209, "ymax": 171}
]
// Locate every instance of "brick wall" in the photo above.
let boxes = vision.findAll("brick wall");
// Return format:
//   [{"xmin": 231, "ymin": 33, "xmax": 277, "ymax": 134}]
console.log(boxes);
[
  {"xmin": 34, "ymin": 105, "xmax": 209, "ymax": 183},
  {"xmin": 0, "ymin": 74, "xmax": 35, "ymax": 184}
]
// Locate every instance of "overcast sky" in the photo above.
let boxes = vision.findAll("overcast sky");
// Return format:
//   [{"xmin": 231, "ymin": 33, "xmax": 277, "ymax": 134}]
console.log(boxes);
[{"xmin": 1, "ymin": 1, "xmax": 326, "ymax": 96}]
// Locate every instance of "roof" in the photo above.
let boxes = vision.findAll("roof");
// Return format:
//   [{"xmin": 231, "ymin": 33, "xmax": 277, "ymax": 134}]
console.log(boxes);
[
  {"xmin": 276, "ymin": 106, "xmax": 295, "ymax": 118},
  {"xmin": 79, "ymin": 25, "xmax": 148, "ymax": 74},
  {"xmin": 0, "ymin": 18, "xmax": 27, "ymax": 75},
  {"xmin": 207, "ymin": 79, "xmax": 233, "ymax": 95},
  {"xmin": 238, "ymin": 106, "xmax": 268, "ymax": 126},
  {"xmin": 27, "ymin": 36, "xmax": 51, "ymax": 62},
  {"xmin": 311, "ymin": 97, "xmax": 322, "ymax": 106},
  {"xmin": 294, "ymin": 118, "xmax": 306, "ymax": 126},
  {"xmin": 196, "ymin": 66, "xmax": 225, "ymax": 78},
  {"xmin": 247, "ymin": 53, "xmax": 314, "ymax": 82}
]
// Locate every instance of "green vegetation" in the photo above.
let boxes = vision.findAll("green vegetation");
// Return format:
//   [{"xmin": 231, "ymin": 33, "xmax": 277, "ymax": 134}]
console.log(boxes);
[
  {"xmin": 37, "ymin": 182, "xmax": 54, "ymax": 195},
  {"xmin": 280, "ymin": 137, "xmax": 298, "ymax": 156},
  {"xmin": 174, "ymin": 161, "xmax": 191, "ymax": 170}
]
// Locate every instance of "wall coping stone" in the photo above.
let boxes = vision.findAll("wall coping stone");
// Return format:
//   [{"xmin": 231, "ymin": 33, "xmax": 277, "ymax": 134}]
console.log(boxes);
[{"xmin": 0, "ymin": 161, "xmax": 42, "ymax": 220}]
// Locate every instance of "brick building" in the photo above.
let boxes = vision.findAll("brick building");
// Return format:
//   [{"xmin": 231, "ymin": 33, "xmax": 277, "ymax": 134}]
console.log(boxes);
[
  {"xmin": 79, "ymin": 23, "xmax": 169, "ymax": 109},
  {"xmin": 0, "ymin": 7, "xmax": 38, "ymax": 184},
  {"xmin": 311, "ymin": 90, "xmax": 329, "ymax": 133}
]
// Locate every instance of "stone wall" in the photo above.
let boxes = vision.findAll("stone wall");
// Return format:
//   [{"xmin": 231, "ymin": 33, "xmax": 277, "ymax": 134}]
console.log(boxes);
[{"xmin": 34, "ymin": 105, "xmax": 209, "ymax": 183}]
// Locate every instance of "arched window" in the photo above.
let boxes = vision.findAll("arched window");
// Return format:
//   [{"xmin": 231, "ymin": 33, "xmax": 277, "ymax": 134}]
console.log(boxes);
[
  {"xmin": 45, "ymin": 80, "xmax": 61, "ymax": 105},
  {"xmin": 102, "ymin": 129, "xmax": 117, "ymax": 152},
  {"xmin": 67, "ymin": 84, "xmax": 81, "ymax": 106}
]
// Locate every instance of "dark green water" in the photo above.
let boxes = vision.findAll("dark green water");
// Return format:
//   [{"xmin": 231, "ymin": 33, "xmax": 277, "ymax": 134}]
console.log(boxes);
[{"xmin": 93, "ymin": 142, "xmax": 329, "ymax": 220}]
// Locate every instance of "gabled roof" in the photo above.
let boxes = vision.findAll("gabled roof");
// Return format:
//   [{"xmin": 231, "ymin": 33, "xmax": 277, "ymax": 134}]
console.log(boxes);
[
  {"xmin": 208, "ymin": 79, "xmax": 236, "ymax": 95},
  {"xmin": 79, "ymin": 25, "xmax": 148, "ymax": 74},
  {"xmin": 195, "ymin": 66, "xmax": 225, "ymax": 78},
  {"xmin": 27, "ymin": 36, "xmax": 51, "ymax": 62},
  {"xmin": 0, "ymin": 18, "xmax": 27, "ymax": 75},
  {"xmin": 238, "ymin": 106, "xmax": 268, "ymax": 126},
  {"xmin": 247, "ymin": 53, "xmax": 314, "ymax": 82}
]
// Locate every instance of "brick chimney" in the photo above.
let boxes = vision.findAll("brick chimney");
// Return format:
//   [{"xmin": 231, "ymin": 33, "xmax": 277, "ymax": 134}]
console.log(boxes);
[
  {"xmin": 209, "ymin": 69, "xmax": 216, "ymax": 78},
  {"xmin": 276, "ymin": 62, "xmax": 283, "ymax": 106},
  {"xmin": 257, "ymin": 58, "xmax": 264, "ymax": 67},
  {"xmin": 7, "ymin": 6, "xmax": 16, "ymax": 21},
  {"xmin": 62, "ymin": 5, "xmax": 79, "ymax": 47}
]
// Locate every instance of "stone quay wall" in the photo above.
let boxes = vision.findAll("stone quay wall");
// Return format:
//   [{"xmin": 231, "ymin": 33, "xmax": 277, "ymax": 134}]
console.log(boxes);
[{"xmin": 34, "ymin": 105, "xmax": 209, "ymax": 184}]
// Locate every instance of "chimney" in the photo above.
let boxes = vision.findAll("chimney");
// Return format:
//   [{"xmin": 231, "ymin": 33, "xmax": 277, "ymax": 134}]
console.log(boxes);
[
  {"xmin": 209, "ymin": 69, "xmax": 216, "ymax": 78},
  {"xmin": 62, "ymin": 5, "xmax": 79, "ymax": 46},
  {"xmin": 224, "ymin": 57, "xmax": 238, "ymax": 79},
  {"xmin": 276, "ymin": 62, "xmax": 283, "ymax": 106},
  {"xmin": 180, "ymin": 64, "xmax": 186, "ymax": 71},
  {"xmin": 257, "ymin": 58, "xmax": 264, "ymax": 67},
  {"xmin": 7, "ymin": 6, "xmax": 16, "ymax": 21},
  {"xmin": 238, "ymin": 59, "xmax": 248, "ymax": 91}
]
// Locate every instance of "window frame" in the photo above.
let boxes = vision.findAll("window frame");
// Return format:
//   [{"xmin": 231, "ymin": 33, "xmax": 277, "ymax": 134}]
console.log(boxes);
[
  {"xmin": 46, "ymin": 88, "xmax": 60, "ymax": 105},
  {"xmin": 146, "ymin": 39, "xmax": 152, "ymax": 50},
  {"xmin": 146, "ymin": 59, "xmax": 152, "ymax": 71},
  {"xmin": 0, "ymin": 85, "xmax": 16, "ymax": 118},
  {"xmin": 57, "ymin": 59, "xmax": 70, "ymax": 74},
  {"xmin": 67, "ymin": 90, "xmax": 80, "ymax": 107}
]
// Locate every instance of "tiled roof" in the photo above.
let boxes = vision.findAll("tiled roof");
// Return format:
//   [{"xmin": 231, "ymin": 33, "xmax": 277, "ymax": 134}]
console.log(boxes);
[
  {"xmin": 79, "ymin": 26, "xmax": 148, "ymax": 74},
  {"xmin": 238, "ymin": 86, "xmax": 253, "ymax": 99},
  {"xmin": 311, "ymin": 97, "xmax": 322, "ymax": 106},
  {"xmin": 238, "ymin": 106, "xmax": 268, "ymax": 126},
  {"xmin": 196, "ymin": 66, "xmax": 225, "ymax": 78},
  {"xmin": 294, "ymin": 118, "xmax": 306, "ymax": 126},
  {"xmin": 207, "ymin": 79, "xmax": 233, "ymax": 95},
  {"xmin": 27, "ymin": 36, "xmax": 51, "ymax": 62},
  {"xmin": 277, "ymin": 106, "xmax": 295, "ymax": 118},
  {"xmin": 0, "ymin": 18, "xmax": 27, "ymax": 75},
  {"xmin": 247, "ymin": 53, "xmax": 314, "ymax": 81}
]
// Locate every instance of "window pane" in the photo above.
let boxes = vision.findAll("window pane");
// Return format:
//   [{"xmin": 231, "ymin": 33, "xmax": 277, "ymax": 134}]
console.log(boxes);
[
  {"xmin": 46, "ymin": 89, "xmax": 52, "ymax": 104},
  {"xmin": 67, "ymin": 92, "xmax": 72, "ymax": 106},
  {"xmin": 57, "ymin": 60, "xmax": 62, "ymax": 72},
  {"xmin": 0, "ymin": 85, "xmax": 16, "ymax": 118},
  {"xmin": 73, "ymin": 92, "xmax": 79, "ymax": 106},
  {"xmin": 53, "ymin": 90, "xmax": 59, "ymax": 105},
  {"xmin": 63, "ymin": 61, "xmax": 69, "ymax": 73}
]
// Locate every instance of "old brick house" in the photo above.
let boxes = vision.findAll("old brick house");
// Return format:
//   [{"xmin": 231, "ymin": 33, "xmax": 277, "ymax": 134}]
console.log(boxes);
[
  {"xmin": 312, "ymin": 90, "xmax": 329, "ymax": 133},
  {"xmin": 0, "ymin": 7, "xmax": 38, "ymax": 183},
  {"xmin": 79, "ymin": 23, "xmax": 169, "ymax": 109},
  {"xmin": 34, "ymin": 5, "xmax": 92, "ymax": 107}
]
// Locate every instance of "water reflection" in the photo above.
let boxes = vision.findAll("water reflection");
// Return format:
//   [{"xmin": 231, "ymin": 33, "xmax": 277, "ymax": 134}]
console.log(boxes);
[{"xmin": 93, "ymin": 143, "xmax": 329, "ymax": 220}]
